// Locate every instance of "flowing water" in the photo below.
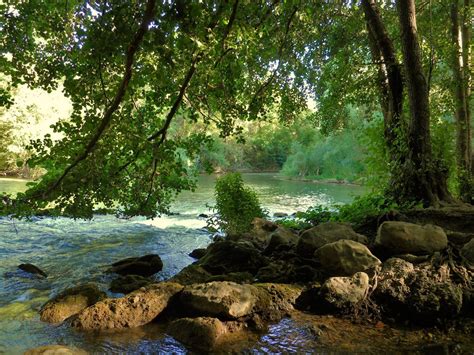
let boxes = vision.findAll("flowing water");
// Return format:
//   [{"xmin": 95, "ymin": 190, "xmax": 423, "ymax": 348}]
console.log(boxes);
[{"xmin": 0, "ymin": 174, "xmax": 365, "ymax": 354}]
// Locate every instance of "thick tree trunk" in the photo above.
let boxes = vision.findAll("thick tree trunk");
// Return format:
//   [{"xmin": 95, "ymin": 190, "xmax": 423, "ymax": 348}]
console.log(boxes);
[
  {"xmin": 361, "ymin": 0, "xmax": 404, "ymax": 154},
  {"xmin": 462, "ymin": 0, "xmax": 472, "ymax": 176},
  {"xmin": 396, "ymin": 0, "xmax": 455, "ymax": 206},
  {"xmin": 451, "ymin": 0, "xmax": 472, "ymax": 202}
]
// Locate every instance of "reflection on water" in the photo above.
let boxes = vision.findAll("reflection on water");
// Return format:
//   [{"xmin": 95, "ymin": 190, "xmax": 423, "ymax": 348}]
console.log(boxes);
[{"xmin": 0, "ymin": 174, "xmax": 365, "ymax": 353}]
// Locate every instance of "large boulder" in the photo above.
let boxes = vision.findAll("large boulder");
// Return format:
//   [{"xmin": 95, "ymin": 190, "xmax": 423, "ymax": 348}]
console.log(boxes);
[
  {"xmin": 107, "ymin": 254, "xmax": 163, "ymax": 277},
  {"xmin": 264, "ymin": 227, "xmax": 299, "ymax": 254},
  {"xmin": 72, "ymin": 282, "xmax": 183, "ymax": 330},
  {"xmin": 167, "ymin": 317, "xmax": 242, "ymax": 350},
  {"xmin": 198, "ymin": 240, "xmax": 268, "ymax": 275},
  {"xmin": 376, "ymin": 222, "xmax": 448, "ymax": 256},
  {"xmin": 461, "ymin": 238, "xmax": 474, "ymax": 265},
  {"xmin": 40, "ymin": 284, "xmax": 106, "ymax": 323},
  {"xmin": 180, "ymin": 281, "xmax": 257, "ymax": 319},
  {"xmin": 246, "ymin": 217, "xmax": 279, "ymax": 246},
  {"xmin": 374, "ymin": 258, "xmax": 415, "ymax": 314},
  {"xmin": 169, "ymin": 264, "xmax": 211, "ymax": 285},
  {"xmin": 408, "ymin": 272, "xmax": 463, "ymax": 324},
  {"xmin": 250, "ymin": 283, "xmax": 303, "ymax": 326},
  {"xmin": 296, "ymin": 222, "xmax": 368, "ymax": 257},
  {"xmin": 314, "ymin": 240, "xmax": 381, "ymax": 276},
  {"xmin": 374, "ymin": 259, "xmax": 463, "ymax": 324},
  {"xmin": 317, "ymin": 272, "xmax": 370, "ymax": 313},
  {"xmin": 24, "ymin": 345, "xmax": 87, "ymax": 355}
]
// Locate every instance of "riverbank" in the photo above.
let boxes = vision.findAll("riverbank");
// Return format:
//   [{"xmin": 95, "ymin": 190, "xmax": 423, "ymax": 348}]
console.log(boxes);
[
  {"xmin": 19, "ymin": 206, "xmax": 474, "ymax": 353},
  {"xmin": 277, "ymin": 175, "xmax": 364, "ymax": 186}
]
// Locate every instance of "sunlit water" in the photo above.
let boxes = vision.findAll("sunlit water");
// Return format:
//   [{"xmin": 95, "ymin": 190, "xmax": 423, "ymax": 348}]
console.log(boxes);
[{"xmin": 0, "ymin": 174, "xmax": 365, "ymax": 353}]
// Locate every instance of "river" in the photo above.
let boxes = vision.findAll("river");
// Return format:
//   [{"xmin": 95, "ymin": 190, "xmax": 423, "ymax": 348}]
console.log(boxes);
[{"xmin": 0, "ymin": 174, "xmax": 365, "ymax": 353}]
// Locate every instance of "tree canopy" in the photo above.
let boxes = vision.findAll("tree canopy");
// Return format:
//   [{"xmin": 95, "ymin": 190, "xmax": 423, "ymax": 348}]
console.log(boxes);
[{"xmin": 0, "ymin": 0, "xmax": 471, "ymax": 217}]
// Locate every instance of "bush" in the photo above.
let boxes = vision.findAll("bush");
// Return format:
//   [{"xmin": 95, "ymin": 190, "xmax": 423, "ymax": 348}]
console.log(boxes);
[{"xmin": 210, "ymin": 172, "xmax": 265, "ymax": 235}]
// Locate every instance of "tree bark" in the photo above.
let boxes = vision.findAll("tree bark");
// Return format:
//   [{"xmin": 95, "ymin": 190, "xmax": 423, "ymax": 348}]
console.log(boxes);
[
  {"xmin": 361, "ymin": 0, "xmax": 404, "ymax": 154},
  {"xmin": 396, "ymin": 0, "xmax": 455, "ymax": 206},
  {"xmin": 451, "ymin": 0, "xmax": 472, "ymax": 202}
]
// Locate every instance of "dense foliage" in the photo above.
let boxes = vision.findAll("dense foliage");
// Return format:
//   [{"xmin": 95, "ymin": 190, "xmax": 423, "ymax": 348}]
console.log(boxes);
[
  {"xmin": 209, "ymin": 173, "xmax": 265, "ymax": 235},
  {"xmin": 0, "ymin": 0, "xmax": 471, "ymax": 217}
]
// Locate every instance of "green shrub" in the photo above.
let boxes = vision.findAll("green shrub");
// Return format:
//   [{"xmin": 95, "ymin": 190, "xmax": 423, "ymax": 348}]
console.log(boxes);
[{"xmin": 210, "ymin": 172, "xmax": 265, "ymax": 235}]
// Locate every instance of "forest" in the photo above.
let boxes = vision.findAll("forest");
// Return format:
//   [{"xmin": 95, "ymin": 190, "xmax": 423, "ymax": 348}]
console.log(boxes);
[{"xmin": 0, "ymin": 0, "xmax": 473, "ymax": 353}]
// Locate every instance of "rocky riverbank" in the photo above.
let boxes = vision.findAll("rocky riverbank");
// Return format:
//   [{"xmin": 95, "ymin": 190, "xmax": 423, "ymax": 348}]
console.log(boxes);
[{"xmin": 24, "ymin": 206, "xmax": 474, "ymax": 353}]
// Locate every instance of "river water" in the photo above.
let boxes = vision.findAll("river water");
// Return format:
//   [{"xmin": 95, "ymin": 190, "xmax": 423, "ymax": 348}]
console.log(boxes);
[{"xmin": 0, "ymin": 174, "xmax": 365, "ymax": 354}]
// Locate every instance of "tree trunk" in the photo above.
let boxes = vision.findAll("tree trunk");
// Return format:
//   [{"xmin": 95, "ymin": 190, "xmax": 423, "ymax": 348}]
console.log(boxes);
[
  {"xmin": 396, "ymin": 0, "xmax": 455, "ymax": 206},
  {"xmin": 462, "ymin": 0, "xmax": 472, "ymax": 176},
  {"xmin": 451, "ymin": 0, "xmax": 472, "ymax": 202},
  {"xmin": 361, "ymin": 0, "xmax": 404, "ymax": 156}
]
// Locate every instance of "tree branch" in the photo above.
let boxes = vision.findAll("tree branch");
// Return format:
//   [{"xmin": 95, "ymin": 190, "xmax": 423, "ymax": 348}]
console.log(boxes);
[{"xmin": 42, "ymin": 0, "xmax": 156, "ymax": 197}]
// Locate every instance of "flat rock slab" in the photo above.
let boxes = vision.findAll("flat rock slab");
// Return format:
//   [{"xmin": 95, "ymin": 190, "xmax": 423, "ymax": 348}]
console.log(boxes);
[
  {"xmin": 376, "ymin": 222, "xmax": 447, "ymax": 255},
  {"xmin": 180, "ymin": 281, "xmax": 257, "ymax": 319},
  {"xmin": 72, "ymin": 282, "xmax": 183, "ymax": 330},
  {"xmin": 40, "ymin": 283, "xmax": 106, "ymax": 323},
  {"xmin": 314, "ymin": 239, "xmax": 381, "ymax": 276}
]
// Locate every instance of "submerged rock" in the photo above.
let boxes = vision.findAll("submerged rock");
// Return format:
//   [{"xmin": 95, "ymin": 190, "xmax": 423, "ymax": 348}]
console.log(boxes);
[
  {"xmin": 109, "ymin": 275, "xmax": 153, "ymax": 294},
  {"xmin": 314, "ymin": 240, "xmax": 381, "ymax": 276},
  {"xmin": 167, "ymin": 317, "xmax": 242, "ymax": 350},
  {"xmin": 198, "ymin": 240, "xmax": 268, "ymax": 275},
  {"xmin": 296, "ymin": 222, "xmax": 368, "ymax": 257},
  {"xmin": 180, "ymin": 281, "xmax": 257, "ymax": 319},
  {"xmin": 40, "ymin": 284, "xmax": 106, "ymax": 323},
  {"xmin": 18, "ymin": 263, "xmax": 47, "ymax": 278},
  {"xmin": 376, "ymin": 222, "xmax": 448, "ymax": 255},
  {"xmin": 317, "ymin": 272, "xmax": 370, "ymax": 313},
  {"xmin": 72, "ymin": 282, "xmax": 183, "ymax": 330},
  {"xmin": 24, "ymin": 345, "xmax": 87, "ymax": 355},
  {"xmin": 107, "ymin": 254, "xmax": 163, "ymax": 277}
]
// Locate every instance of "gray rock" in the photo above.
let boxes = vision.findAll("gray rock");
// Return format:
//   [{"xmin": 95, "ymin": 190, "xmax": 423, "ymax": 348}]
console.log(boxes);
[
  {"xmin": 169, "ymin": 264, "xmax": 211, "ymax": 285},
  {"xmin": 376, "ymin": 222, "xmax": 447, "ymax": 255},
  {"xmin": 265, "ymin": 227, "xmax": 299, "ymax": 253},
  {"xmin": 314, "ymin": 239, "xmax": 381, "ymax": 276},
  {"xmin": 461, "ymin": 238, "xmax": 474, "ymax": 265},
  {"xmin": 72, "ymin": 282, "xmax": 183, "ymax": 330},
  {"xmin": 180, "ymin": 281, "xmax": 257, "ymax": 319},
  {"xmin": 318, "ymin": 272, "xmax": 370, "ymax": 312},
  {"xmin": 297, "ymin": 222, "xmax": 368, "ymax": 257},
  {"xmin": 273, "ymin": 212, "xmax": 289, "ymax": 218},
  {"xmin": 108, "ymin": 254, "xmax": 163, "ymax": 277},
  {"xmin": 40, "ymin": 284, "xmax": 106, "ymax": 323},
  {"xmin": 189, "ymin": 248, "xmax": 207, "ymax": 259},
  {"xmin": 109, "ymin": 275, "xmax": 152, "ymax": 294},
  {"xmin": 198, "ymin": 240, "xmax": 268, "ymax": 275},
  {"xmin": 374, "ymin": 258, "xmax": 415, "ymax": 310}
]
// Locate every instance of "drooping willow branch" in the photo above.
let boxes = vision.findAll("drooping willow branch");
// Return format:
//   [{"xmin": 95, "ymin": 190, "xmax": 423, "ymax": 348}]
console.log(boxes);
[{"xmin": 40, "ymin": 0, "xmax": 157, "ymax": 198}]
